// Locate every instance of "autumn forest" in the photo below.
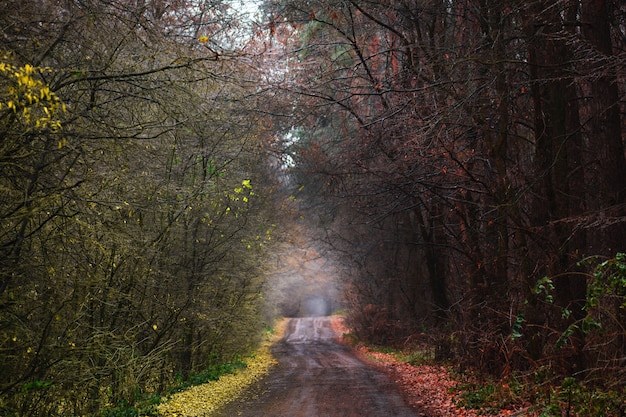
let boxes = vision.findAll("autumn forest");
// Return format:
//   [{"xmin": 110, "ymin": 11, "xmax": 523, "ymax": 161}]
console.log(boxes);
[{"xmin": 1, "ymin": 0, "xmax": 625, "ymax": 416}]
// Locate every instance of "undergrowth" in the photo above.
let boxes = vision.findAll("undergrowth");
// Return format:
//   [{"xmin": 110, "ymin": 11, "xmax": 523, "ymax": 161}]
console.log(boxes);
[
  {"xmin": 101, "ymin": 358, "xmax": 247, "ymax": 417},
  {"xmin": 454, "ymin": 371, "xmax": 625, "ymax": 416},
  {"xmin": 364, "ymin": 342, "xmax": 436, "ymax": 367},
  {"xmin": 395, "ymin": 348, "xmax": 436, "ymax": 366},
  {"xmin": 173, "ymin": 356, "xmax": 247, "ymax": 392},
  {"xmin": 102, "ymin": 324, "xmax": 280, "ymax": 417},
  {"xmin": 361, "ymin": 342, "xmax": 626, "ymax": 417},
  {"xmin": 155, "ymin": 320, "xmax": 284, "ymax": 417}
]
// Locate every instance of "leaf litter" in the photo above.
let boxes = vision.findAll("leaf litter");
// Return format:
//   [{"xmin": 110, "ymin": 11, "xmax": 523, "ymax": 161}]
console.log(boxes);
[
  {"xmin": 159, "ymin": 316, "xmax": 522, "ymax": 417},
  {"xmin": 157, "ymin": 320, "xmax": 286, "ymax": 417},
  {"xmin": 329, "ymin": 316, "xmax": 520, "ymax": 417}
]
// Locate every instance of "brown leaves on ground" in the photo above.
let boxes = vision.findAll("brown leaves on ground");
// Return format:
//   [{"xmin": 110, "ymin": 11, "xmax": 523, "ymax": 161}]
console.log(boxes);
[
  {"xmin": 329, "ymin": 316, "xmax": 518, "ymax": 417},
  {"xmin": 357, "ymin": 349, "xmax": 482, "ymax": 417}
]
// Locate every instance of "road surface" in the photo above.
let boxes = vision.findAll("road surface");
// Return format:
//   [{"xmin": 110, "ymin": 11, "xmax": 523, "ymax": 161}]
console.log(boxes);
[{"xmin": 215, "ymin": 316, "xmax": 421, "ymax": 417}]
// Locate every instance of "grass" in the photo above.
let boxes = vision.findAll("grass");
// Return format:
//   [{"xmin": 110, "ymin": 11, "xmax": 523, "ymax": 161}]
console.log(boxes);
[
  {"xmin": 156, "ymin": 346, "xmax": 277, "ymax": 416},
  {"xmin": 362, "ymin": 342, "xmax": 436, "ymax": 367},
  {"xmin": 173, "ymin": 358, "xmax": 248, "ymax": 392},
  {"xmin": 395, "ymin": 347, "xmax": 436, "ymax": 366},
  {"xmin": 454, "ymin": 376, "xmax": 521, "ymax": 415},
  {"xmin": 453, "ymin": 371, "xmax": 626, "ymax": 417},
  {"xmin": 156, "ymin": 319, "xmax": 286, "ymax": 417},
  {"xmin": 102, "ymin": 321, "xmax": 287, "ymax": 417},
  {"xmin": 354, "ymin": 341, "xmax": 625, "ymax": 417}
]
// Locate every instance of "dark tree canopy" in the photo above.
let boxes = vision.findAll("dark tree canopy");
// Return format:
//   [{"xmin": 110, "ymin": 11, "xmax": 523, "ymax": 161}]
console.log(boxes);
[{"xmin": 263, "ymin": 0, "xmax": 626, "ymax": 384}]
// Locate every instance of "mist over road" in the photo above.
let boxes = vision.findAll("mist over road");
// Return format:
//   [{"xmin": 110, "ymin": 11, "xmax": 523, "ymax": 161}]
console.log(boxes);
[{"xmin": 215, "ymin": 316, "xmax": 420, "ymax": 417}]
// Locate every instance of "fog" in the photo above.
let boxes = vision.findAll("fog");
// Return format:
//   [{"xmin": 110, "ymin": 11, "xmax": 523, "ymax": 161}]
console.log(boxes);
[{"xmin": 265, "ymin": 241, "xmax": 342, "ymax": 318}]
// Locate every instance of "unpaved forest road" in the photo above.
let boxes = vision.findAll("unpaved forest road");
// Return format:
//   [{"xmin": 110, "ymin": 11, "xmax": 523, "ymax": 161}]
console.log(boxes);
[{"xmin": 214, "ymin": 316, "xmax": 421, "ymax": 417}]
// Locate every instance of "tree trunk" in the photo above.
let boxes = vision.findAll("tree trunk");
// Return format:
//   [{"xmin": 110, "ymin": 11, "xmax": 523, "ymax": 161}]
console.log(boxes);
[{"xmin": 581, "ymin": 0, "xmax": 626, "ymax": 255}]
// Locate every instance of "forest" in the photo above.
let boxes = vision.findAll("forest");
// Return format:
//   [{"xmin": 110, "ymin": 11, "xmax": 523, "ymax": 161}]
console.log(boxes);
[{"xmin": 1, "ymin": 0, "xmax": 625, "ymax": 416}]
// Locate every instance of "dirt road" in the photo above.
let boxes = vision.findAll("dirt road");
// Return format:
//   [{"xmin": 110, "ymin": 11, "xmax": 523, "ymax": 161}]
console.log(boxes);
[{"xmin": 214, "ymin": 316, "xmax": 421, "ymax": 417}]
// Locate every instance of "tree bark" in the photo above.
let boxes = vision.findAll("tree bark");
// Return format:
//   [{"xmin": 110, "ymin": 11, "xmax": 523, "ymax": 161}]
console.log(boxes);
[{"xmin": 581, "ymin": 0, "xmax": 626, "ymax": 254}]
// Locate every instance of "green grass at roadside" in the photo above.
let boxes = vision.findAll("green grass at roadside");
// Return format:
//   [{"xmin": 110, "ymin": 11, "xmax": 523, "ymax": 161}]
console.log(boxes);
[
  {"xmin": 156, "ymin": 319, "xmax": 286, "ymax": 417},
  {"xmin": 101, "ymin": 321, "xmax": 286, "ymax": 417},
  {"xmin": 155, "ymin": 345, "xmax": 277, "ymax": 416},
  {"xmin": 351, "ymin": 339, "xmax": 626, "ymax": 417},
  {"xmin": 455, "ymin": 372, "xmax": 625, "ymax": 417},
  {"xmin": 358, "ymin": 341, "xmax": 437, "ymax": 367}
]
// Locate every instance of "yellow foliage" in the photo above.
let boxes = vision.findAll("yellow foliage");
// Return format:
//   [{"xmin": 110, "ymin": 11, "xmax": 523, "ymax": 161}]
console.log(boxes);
[
  {"xmin": 157, "ymin": 320, "xmax": 286, "ymax": 417},
  {"xmin": 0, "ymin": 51, "xmax": 65, "ymax": 134}
]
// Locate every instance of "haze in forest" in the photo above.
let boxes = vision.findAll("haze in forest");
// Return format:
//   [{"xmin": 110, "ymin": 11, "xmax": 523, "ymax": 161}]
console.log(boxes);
[{"xmin": 1, "ymin": 1, "xmax": 625, "ymax": 416}]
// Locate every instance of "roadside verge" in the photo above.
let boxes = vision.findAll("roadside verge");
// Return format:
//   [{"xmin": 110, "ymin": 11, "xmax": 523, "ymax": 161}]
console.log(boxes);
[{"xmin": 157, "ymin": 319, "xmax": 287, "ymax": 417}]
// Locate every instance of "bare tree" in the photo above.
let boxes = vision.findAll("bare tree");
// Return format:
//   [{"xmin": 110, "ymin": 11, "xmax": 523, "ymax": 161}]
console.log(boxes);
[{"xmin": 264, "ymin": 0, "xmax": 626, "ymax": 381}]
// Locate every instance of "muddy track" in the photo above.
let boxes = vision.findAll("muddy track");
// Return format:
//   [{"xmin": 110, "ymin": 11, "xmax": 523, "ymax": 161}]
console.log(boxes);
[{"xmin": 214, "ymin": 317, "xmax": 421, "ymax": 417}]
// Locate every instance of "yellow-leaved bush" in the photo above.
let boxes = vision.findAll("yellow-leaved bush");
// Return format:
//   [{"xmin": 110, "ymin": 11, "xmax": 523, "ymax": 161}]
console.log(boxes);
[{"xmin": 0, "ymin": 51, "xmax": 66, "ymax": 133}]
